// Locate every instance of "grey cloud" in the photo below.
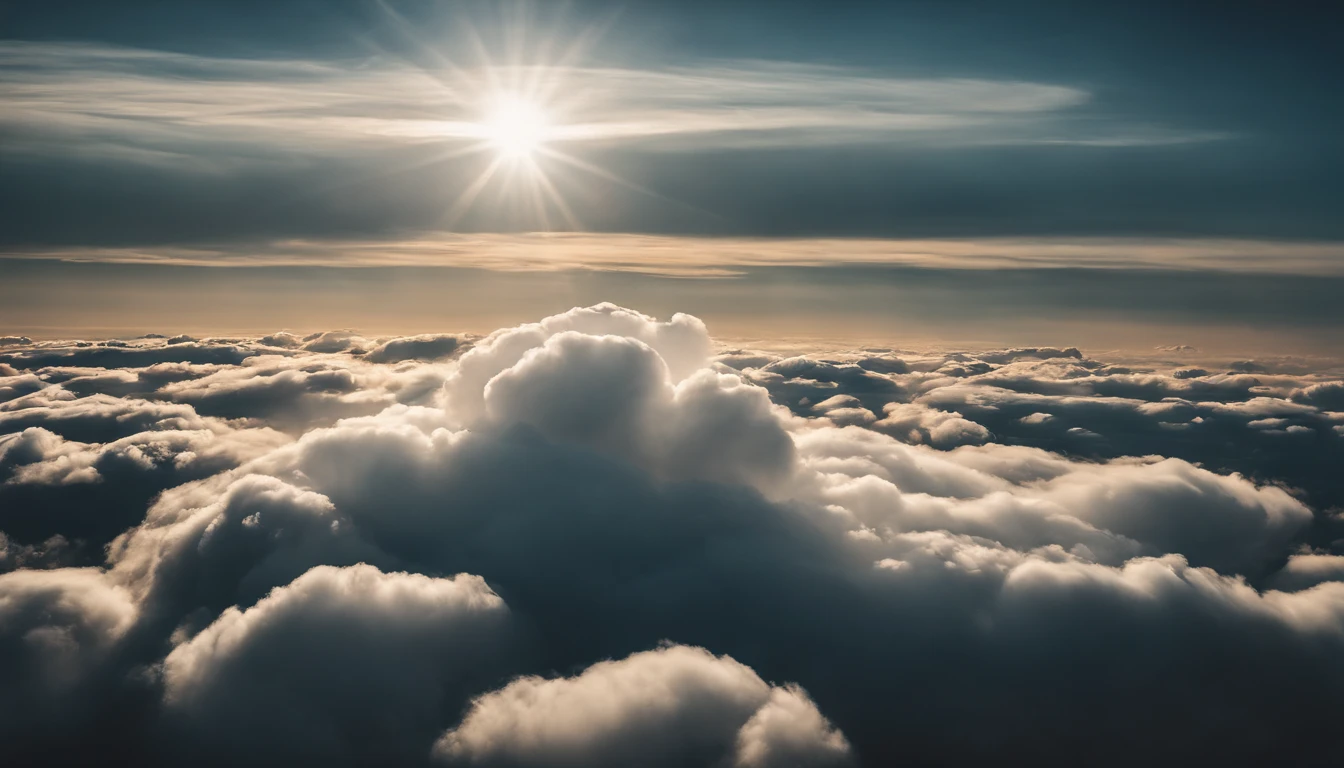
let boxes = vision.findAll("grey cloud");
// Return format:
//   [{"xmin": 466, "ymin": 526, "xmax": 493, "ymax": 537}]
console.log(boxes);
[
  {"xmin": 0, "ymin": 566, "xmax": 141, "ymax": 753},
  {"xmin": 0, "ymin": 420, "xmax": 289, "ymax": 567},
  {"xmin": 810, "ymin": 395, "xmax": 877, "ymax": 428},
  {"xmin": 713, "ymin": 351, "xmax": 781, "ymax": 371},
  {"xmin": 1, "ymin": 425, "xmax": 285, "ymax": 488},
  {"xmin": 906, "ymin": 373, "xmax": 1343, "ymax": 517},
  {"xmin": 747, "ymin": 356, "xmax": 904, "ymax": 417},
  {"xmin": 1172, "ymin": 367, "xmax": 1208, "ymax": 378},
  {"xmin": 47, "ymin": 361, "xmax": 226, "ymax": 399},
  {"xmin": 300, "ymin": 331, "xmax": 371, "ymax": 354},
  {"xmin": 1292, "ymin": 381, "xmax": 1344, "ymax": 411},
  {"xmin": 1, "ymin": 390, "xmax": 222, "ymax": 442},
  {"xmin": 1267, "ymin": 551, "xmax": 1344, "ymax": 592},
  {"xmin": 973, "ymin": 346, "xmax": 1083, "ymax": 364},
  {"xmin": 0, "ymin": 372, "xmax": 46, "ymax": 402},
  {"xmin": 365, "ymin": 334, "xmax": 471, "ymax": 364},
  {"xmin": 871, "ymin": 402, "xmax": 990, "ymax": 448},
  {"xmin": 0, "ymin": 532, "xmax": 73, "ymax": 571},
  {"xmin": 162, "ymin": 564, "xmax": 511, "ymax": 766},
  {"xmin": 108, "ymin": 473, "xmax": 384, "ymax": 624},
  {"xmin": 0, "ymin": 340, "xmax": 259, "ymax": 371},
  {"xmin": 159, "ymin": 358, "xmax": 377, "ymax": 432},
  {"xmin": 153, "ymin": 350, "xmax": 453, "ymax": 432},
  {"xmin": 258, "ymin": 332, "xmax": 303, "ymax": 349},
  {"xmin": 852, "ymin": 355, "xmax": 910, "ymax": 375}
]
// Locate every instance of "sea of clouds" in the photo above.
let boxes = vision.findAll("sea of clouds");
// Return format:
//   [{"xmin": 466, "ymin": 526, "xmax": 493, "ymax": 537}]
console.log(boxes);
[{"xmin": 3, "ymin": 303, "xmax": 1344, "ymax": 766}]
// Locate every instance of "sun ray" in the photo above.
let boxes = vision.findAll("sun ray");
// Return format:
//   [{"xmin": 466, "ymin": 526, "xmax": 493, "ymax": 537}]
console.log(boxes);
[
  {"xmin": 366, "ymin": 0, "xmax": 485, "ymax": 105},
  {"xmin": 528, "ymin": 158, "xmax": 582, "ymax": 230},
  {"xmin": 525, "ymin": 163, "xmax": 554, "ymax": 231},
  {"xmin": 443, "ymin": 155, "xmax": 506, "ymax": 228},
  {"xmin": 536, "ymin": 145, "xmax": 728, "ymax": 225}
]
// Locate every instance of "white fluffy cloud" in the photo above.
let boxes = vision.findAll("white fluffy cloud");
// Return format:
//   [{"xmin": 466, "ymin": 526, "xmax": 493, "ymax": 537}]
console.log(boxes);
[{"xmin": 435, "ymin": 644, "xmax": 849, "ymax": 768}]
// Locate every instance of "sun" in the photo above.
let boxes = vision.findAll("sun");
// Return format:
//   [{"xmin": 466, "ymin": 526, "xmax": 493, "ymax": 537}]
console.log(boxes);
[
  {"xmin": 349, "ymin": 3, "xmax": 683, "ymax": 230},
  {"xmin": 379, "ymin": 6, "xmax": 647, "ymax": 230},
  {"xmin": 482, "ymin": 95, "xmax": 550, "ymax": 160}
]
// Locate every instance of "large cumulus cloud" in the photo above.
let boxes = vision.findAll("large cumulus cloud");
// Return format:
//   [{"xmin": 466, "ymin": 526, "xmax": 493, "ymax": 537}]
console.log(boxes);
[{"xmin": 3, "ymin": 304, "xmax": 1344, "ymax": 766}]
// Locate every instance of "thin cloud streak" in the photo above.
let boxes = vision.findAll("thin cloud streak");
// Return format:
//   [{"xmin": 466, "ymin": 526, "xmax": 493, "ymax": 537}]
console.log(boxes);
[
  {"xmin": 7, "ymin": 234, "xmax": 1343, "ymax": 277},
  {"xmin": 0, "ymin": 41, "xmax": 1222, "ymax": 162}
]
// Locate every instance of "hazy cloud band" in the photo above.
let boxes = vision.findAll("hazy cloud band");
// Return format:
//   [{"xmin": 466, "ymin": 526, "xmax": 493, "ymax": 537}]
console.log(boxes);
[
  {"xmin": 5, "ymin": 234, "xmax": 1342, "ymax": 277},
  {"xmin": 0, "ymin": 41, "xmax": 1222, "ymax": 166}
]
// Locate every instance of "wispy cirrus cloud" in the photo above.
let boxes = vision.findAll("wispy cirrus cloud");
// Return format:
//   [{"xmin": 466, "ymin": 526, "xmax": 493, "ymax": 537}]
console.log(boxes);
[
  {"xmin": 6, "ymin": 233, "xmax": 1341, "ymax": 277},
  {"xmin": 0, "ymin": 41, "xmax": 1222, "ymax": 167}
]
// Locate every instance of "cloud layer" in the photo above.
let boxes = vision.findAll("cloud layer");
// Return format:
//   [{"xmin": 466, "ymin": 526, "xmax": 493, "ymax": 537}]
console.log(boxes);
[
  {"xmin": 11, "ymin": 233, "xmax": 1344, "ymax": 277},
  {"xmin": 3, "ymin": 304, "xmax": 1344, "ymax": 766}
]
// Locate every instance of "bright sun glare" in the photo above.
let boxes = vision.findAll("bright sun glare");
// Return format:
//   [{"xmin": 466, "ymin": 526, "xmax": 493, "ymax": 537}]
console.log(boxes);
[
  {"xmin": 416, "ymin": 11, "xmax": 650, "ymax": 230},
  {"xmin": 483, "ymin": 96, "xmax": 549, "ymax": 160}
]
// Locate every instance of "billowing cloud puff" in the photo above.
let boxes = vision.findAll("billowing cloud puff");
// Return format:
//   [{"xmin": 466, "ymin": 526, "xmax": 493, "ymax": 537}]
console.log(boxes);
[
  {"xmin": 480, "ymin": 331, "xmax": 795, "ymax": 488},
  {"xmin": 162, "ymin": 564, "xmax": 510, "ymax": 765},
  {"xmin": 0, "ymin": 567, "xmax": 136, "ymax": 682},
  {"xmin": 871, "ymin": 401, "xmax": 990, "ymax": 447},
  {"xmin": 0, "ymin": 567, "xmax": 138, "ymax": 741},
  {"xmin": 3, "ymin": 304, "xmax": 1344, "ymax": 766},
  {"xmin": 0, "ymin": 371, "xmax": 45, "ymax": 401},
  {"xmin": 0, "ymin": 419, "xmax": 290, "ymax": 566},
  {"xmin": 258, "ymin": 332, "xmax": 303, "ymax": 349},
  {"xmin": 365, "ymin": 333, "xmax": 471, "ymax": 364},
  {"xmin": 1268, "ymin": 551, "xmax": 1344, "ymax": 592},
  {"xmin": 106, "ymin": 473, "xmax": 386, "ymax": 623},
  {"xmin": 1, "ymin": 425, "xmax": 286, "ymax": 487},
  {"xmin": 435, "ymin": 644, "xmax": 849, "ymax": 768},
  {"xmin": 299, "ymin": 330, "xmax": 371, "ymax": 354},
  {"xmin": 0, "ymin": 391, "xmax": 217, "ymax": 443},
  {"xmin": 444, "ymin": 303, "xmax": 711, "ymax": 418},
  {"xmin": 1292, "ymin": 381, "xmax": 1344, "ymax": 411},
  {"xmin": 1030, "ymin": 456, "xmax": 1309, "ymax": 574},
  {"xmin": 158, "ymin": 357, "xmax": 377, "ymax": 432}
]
